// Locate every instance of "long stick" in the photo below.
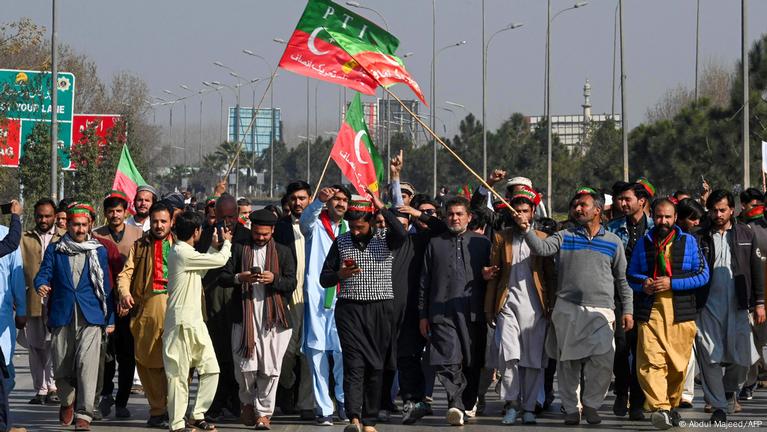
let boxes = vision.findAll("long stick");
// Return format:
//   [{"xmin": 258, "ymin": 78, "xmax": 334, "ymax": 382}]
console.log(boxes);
[
  {"xmin": 311, "ymin": 151, "xmax": 334, "ymax": 202},
  {"xmin": 381, "ymin": 86, "xmax": 517, "ymax": 215},
  {"xmin": 222, "ymin": 69, "xmax": 278, "ymax": 181}
]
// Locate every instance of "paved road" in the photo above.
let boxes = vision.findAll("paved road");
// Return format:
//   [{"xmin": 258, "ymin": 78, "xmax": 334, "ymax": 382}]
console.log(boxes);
[{"xmin": 7, "ymin": 346, "xmax": 767, "ymax": 431}]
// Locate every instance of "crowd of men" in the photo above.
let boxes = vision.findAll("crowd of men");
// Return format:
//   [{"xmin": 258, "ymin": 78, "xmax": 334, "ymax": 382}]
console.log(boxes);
[{"xmin": 0, "ymin": 152, "xmax": 764, "ymax": 432}]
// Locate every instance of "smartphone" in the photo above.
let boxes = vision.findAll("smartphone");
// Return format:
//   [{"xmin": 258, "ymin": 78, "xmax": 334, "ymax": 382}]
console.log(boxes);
[
  {"xmin": 0, "ymin": 203, "xmax": 11, "ymax": 215},
  {"xmin": 251, "ymin": 266, "xmax": 262, "ymax": 275},
  {"xmin": 343, "ymin": 258, "xmax": 357, "ymax": 269}
]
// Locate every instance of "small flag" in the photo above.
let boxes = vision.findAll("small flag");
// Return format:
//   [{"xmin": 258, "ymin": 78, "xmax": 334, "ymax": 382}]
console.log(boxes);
[
  {"xmin": 278, "ymin": 0, "xmax": 425, "ymax": 103},
  {"xmin": 111, "ymin": 145, "xmax": 147, "ymax": 215},
  {"xmin": 457, "ymin": 184, "xmax": 471, "ymax": 199},
  {"xmin": 330, "ymin": 93, "xmax": 384, "ymax": 197}
]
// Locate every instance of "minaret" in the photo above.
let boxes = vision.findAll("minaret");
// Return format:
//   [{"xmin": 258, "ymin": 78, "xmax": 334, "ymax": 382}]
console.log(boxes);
[{"xmin": 582, "ymin": 79, "xmax": 592, "ymax": 122}]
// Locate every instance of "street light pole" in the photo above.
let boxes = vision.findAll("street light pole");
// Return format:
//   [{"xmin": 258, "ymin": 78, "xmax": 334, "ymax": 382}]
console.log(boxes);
[
  {"xmin": 432, "ymin": 0, "xmax": 436, "ymax": 197},
  {"xmin": 695, "ymin": 0, "xmax": 700, "ymax": 101},
  {"xmin": 620, "ymin": 0, "xmax": 628, "ymax": 182},
  {"xmin": 484, "ymin": 23, "xmax": 524, "ymax": 180},
  {"xmin": 431, "ymin": 40, "xmax": 467, "ymax": 196},
  {"xmin": 50, "ymin": 0, "xmax": 58, "ymax": 200},
  {"xmin": 546, "ymin": 1, "xmax": 589, "ymax": 211},
  {"xmin": 243, "ymin": 49, "xmax": 277, "ymax": 197},
  {"xmin": 742, "ymin": 0, "xmax": 750, "ymax": 188}
]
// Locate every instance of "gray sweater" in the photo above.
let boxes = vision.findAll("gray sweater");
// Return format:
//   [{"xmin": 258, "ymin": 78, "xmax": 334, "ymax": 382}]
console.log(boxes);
[{"xmin": 523, "ymin": 225, "xmax": 633, "ymax": 314}]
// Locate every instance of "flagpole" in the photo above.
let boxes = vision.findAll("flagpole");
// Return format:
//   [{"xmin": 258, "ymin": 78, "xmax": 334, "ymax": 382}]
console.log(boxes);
[
  {"xmin": 310, "ymin": 152, "xmax": 334, "ymax": 202},
  {"xmin": 222, "ymin": 69, "xmax": 277, "ymax": 181},
  {"xmin": 381, "ymin": 86, "xmax": 517, "ymax": 215}
]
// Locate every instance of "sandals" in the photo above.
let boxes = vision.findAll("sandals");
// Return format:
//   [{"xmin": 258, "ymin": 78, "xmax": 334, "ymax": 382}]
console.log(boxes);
[{"xmin": 186, "ymin": 419, "xmax": 217, "ymax": 431}]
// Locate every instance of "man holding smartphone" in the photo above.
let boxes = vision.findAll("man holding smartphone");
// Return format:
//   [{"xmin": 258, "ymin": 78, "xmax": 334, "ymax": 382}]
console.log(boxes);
[{"xmin": 219, "ymin": 209, "xmax": 297, "ymax": 430}]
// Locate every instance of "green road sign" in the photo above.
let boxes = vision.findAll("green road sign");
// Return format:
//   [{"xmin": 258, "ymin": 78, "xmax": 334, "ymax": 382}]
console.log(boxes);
[{"xmin": 0, "ymin": 68, "xmax": 76, "ymax": 168}]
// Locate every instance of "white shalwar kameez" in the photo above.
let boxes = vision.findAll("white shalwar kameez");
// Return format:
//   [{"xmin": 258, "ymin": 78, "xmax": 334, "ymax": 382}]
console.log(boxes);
[
  {"xmin": 231, "ymin": 245, "xmax": 293, "ymax": 417},
  {"xmin": 494, "ymin": 236, "xmax": 547, "ymax": 411}
]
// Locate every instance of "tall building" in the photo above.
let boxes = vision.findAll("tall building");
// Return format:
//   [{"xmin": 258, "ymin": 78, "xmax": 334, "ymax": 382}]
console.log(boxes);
[
  {"xmin": 526, "ymin": 80, "xmax": 621, "ymax": 152},
  {"xmin": 341, "ymin": 97, "xmax": 422, "ymax": 149},
  {"xmin": 227, "ymin": 107, "xmax": 282, "ymax": 156}
]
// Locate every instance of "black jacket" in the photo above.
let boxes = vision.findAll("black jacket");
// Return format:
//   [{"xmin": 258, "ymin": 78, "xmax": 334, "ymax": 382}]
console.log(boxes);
[
  {"xmin": 419, "ymin": 230, "xmax": 491, "ymax": 323},
  {"xmin": 218, "ymin": 241, "xmax": 297, "ymax": 325},
  {"xmin": 697, "ymin": 221, "xmax": 765, "ymax": 311},
  {"xmin": 274, "ymin": 216, "xmax": 299, "ymax": 268}
]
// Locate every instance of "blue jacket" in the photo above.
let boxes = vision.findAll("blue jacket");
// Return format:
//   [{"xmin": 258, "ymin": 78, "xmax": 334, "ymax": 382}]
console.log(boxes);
[
  {"xmin": 34, "ymin": 242, "xmax": 114, "ymax": 328},
  {"xmin": 606, "ymin": 214, "xmax": 655, "ymax": 250},
  {"xmin": 626, "ymin": 225, "xmax": 709, "ymax": 322}
]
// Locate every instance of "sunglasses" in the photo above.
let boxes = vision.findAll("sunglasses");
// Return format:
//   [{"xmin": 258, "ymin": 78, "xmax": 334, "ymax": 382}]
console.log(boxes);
[{"xmin": 421, "ymin": 209, "xmax": 436, "ymax": 215}]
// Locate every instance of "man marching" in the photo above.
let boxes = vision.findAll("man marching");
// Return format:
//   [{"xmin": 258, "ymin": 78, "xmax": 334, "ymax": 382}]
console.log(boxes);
[
  {"xmin": 626, "ymin": 198, "xmax": 709, "ymax": 429},
  {"xmin": 117, "ymin": 202, "xmax": 175, "ymax": 428},
  {"xmin": 220, "ymin": 209, "xmax": 297, "ymax": 430}
]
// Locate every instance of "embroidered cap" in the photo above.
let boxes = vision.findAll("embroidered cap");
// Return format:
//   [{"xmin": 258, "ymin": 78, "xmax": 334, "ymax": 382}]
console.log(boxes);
[
  {"xmin": 510, "ymin": 186, "xmax": 541, "ymax": 207},
  {"xmin": 635, "ymin": 177, "xmax": 656, "ymax": 198},
  {"xmin": 67, "ymin": 202, "xmax": 96, "ymax": 220},
  {"xmin": 574, "ymin": 187, "xmax": 598, "ymax": 196},
  {"xmin": 105, "ymin": 189, "xmax": 129, "ymax": 203}
]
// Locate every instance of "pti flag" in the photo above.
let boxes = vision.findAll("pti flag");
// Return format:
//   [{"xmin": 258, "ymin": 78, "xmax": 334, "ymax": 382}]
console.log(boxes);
[
  {"xmin": 111, "ymin": 145, "xmax": 147, "ymax": 215},
  {"xmin": 278, "ymin": 0, "xmax": 426, "ymax": 103},
  {"xmin": 330, "ymin": 93, "xmax": 384, "ymax": 197}
]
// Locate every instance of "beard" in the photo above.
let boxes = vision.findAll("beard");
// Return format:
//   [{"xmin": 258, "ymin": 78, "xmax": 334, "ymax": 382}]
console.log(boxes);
[
  {"xmin": 656, "ymin": 224, "xmax": 672, "ymax": 238},
  {"xmin": 448, "ymin": 224, "xmax": 467, "ymax": 234}
]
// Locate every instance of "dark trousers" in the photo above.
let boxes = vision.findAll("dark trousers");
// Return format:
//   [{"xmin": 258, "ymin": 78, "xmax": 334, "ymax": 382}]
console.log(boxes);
[
  {"xmin": 430, "ymin": 318, "xmax": 486, "ymax": 412},
  {"xmin": 544, "ymin": 358, "xmax": 557, "ymax": 403},
  {"xmin": 398, "ymin": 354, "xmax": 425, "ymax": 403},
  {"xmin": 435, "ymin": 363, "xmax": 482, "ymax": 411},
  {"xmin": 101, "ymin": 313, "xmax": 135, "ymax": 407},
  {"xmin": 336, "ymin": 299, "xmax": 394, "ymax": 426},
  {"xmin": 614, "ymin": 303, "xmax": 644, "ymax": 410},
  {"xmin": 0, "ymin": 350, "xmax": 9, "ymax": 430}
]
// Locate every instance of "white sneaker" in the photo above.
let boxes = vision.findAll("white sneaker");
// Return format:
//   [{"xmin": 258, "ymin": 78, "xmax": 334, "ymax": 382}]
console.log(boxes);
[{"xmin": 447, "ymin": 407, "xmax": 464, "ymax": 426}]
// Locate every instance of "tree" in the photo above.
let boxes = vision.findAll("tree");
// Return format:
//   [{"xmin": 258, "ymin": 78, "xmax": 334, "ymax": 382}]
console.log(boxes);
[{"xmin": 18, "ymin": 123, "xmax": 52, "ymax": 221}]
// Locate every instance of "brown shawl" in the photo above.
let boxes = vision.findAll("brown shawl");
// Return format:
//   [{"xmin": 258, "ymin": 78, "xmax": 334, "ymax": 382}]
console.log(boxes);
[{"xmin": 238, "ymin": 239, "xmax": 289, "ymax": 358}]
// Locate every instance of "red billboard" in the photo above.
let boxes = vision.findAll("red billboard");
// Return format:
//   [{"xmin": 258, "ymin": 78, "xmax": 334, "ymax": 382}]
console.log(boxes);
[
  {"xmin": 0, "ymin": 119, "xmax": 22, "ymax": 167},
  {"xmin": 70, "ymin": 114, "xmax": 123, "ymax": 169}
]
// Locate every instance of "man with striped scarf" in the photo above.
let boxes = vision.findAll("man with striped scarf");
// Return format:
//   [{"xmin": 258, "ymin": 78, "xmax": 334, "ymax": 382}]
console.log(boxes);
[
  {"xmin": 35, "ymin": 202, "xmax": 115, "ymax": 431},
  {"xmin": 219, "ymin": 209, "xmax": 297, "ymax": 430}
]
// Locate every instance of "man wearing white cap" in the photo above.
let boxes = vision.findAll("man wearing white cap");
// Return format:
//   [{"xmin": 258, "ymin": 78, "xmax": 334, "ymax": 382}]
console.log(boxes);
[{"xmin": 127, "ymin": 185, "xmax": 159, "ymax": 233}]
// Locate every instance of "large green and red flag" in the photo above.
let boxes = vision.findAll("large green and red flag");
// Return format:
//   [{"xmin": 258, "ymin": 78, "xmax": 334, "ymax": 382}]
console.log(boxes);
[
  {"xmin": 278, "ymin": 0, "xmax": 426, "ymax": 103},
  {"xmin": 111, "ymin": 144, "xmax": 147, "ymax": 215},
  {"xmin": 330, "ymin": 93, "xmax": 384, "ymax": 197}
]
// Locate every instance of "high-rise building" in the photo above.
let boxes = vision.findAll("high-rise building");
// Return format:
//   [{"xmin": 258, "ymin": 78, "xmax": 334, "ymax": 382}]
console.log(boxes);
[
  {"xmin": 227, "ymin": 107, "xmax": 282, "ymax": 156},
  {"xmin": 341, "ymin": 98, "xmax": 422, "ymax": 149}
]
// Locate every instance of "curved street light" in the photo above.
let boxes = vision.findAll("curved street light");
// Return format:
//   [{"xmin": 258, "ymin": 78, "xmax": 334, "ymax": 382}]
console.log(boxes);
[
  {"xmin": 345, "ymin": 1, "xmax": 389, "ymax": 31},
  {"xmin": 545, "ymin": 0, "xmax": 588, "ymax": 212}
]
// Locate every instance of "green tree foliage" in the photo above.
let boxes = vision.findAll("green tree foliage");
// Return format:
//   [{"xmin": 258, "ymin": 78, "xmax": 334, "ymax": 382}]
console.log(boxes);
[{"xmin": 18, "ymin": 123, "xmax": 51, "ymax": 202}]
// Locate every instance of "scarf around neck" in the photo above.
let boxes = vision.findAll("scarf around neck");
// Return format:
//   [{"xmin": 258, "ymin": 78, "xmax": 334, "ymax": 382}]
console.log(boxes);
[
  {"xmin": 152, "ymin": 236, "xmax": 172, "ymax": 294},
  {"xmin": 238, "ymin": 239, "xmax": 287, "ymax": 359},
  {"xmin": 653, "ymin": 228, "xmax": 677, "ymax": 278},
  {"xmin": 56, "ymin": 233, "xmax": 107, "ymax": 317},
  {"xmin": 743, "ymin": 205, "xmax": 765, "ymax": 222}
]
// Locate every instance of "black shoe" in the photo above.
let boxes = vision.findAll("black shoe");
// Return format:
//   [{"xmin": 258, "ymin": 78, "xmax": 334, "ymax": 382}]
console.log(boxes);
[
  {"xmin": 710, "ymin": 409, "xmax": 726, "ymax": 423},
  {"xmin": 564, "ymin": 411, "xmax": 580, "ymax": 425},
  {"xmin": 670, "ymin": 410, "xmax": 681, "ymax": 427},
  {"xmin": 678, "ymin": 400, "xmax": 693, "ymax": 409},
  {"xmin": 28, "ymin": 394, "xmax": 45, "ymax": 405},
  {"xmin": 300, "ymin": 410, "xmax": 315, "ymax": 421},
  {"xmin": 203, "ymin": 409, "xmax": 223, "ymax": 423},
  {"xmin": 612, "ymin": 394, "xmax": 628, "ymax": 417},
  {"xmin": 739, "ymin": 386, "xmax": 754, "ymax": 401},
  {"xmin": 582, "ymin": 406, "xmax": 602, "ymax": 424},
  {"xmin": 629, "ymin": 407, "xmax": 645, "ymax": 420},
  {"xmin": 651, "ymin": 410, "xmax": 672, "ymax": 430},
  {"xmin": 98, "ymin": 395, "xmax": 114, "ymax": 418},
  {"xmin": 115, "ymin": 406, "xmax": 131, "ymax": 418},
  {"xmin": 45, "ymin": 391, "xmax": 60, "ymax": 405},
  {"xmin": 147, "ymin": 414, "xmax": 169, "ymax": 429},
  {"xmin": 402, "ymin": 401, "xmax": 428, "ymax": 425}
]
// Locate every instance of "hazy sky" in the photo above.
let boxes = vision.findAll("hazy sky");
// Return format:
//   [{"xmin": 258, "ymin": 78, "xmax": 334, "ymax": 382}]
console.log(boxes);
[{"xmin": 6, "ymin": 0, "xmax": 767, "ymax": 143}]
